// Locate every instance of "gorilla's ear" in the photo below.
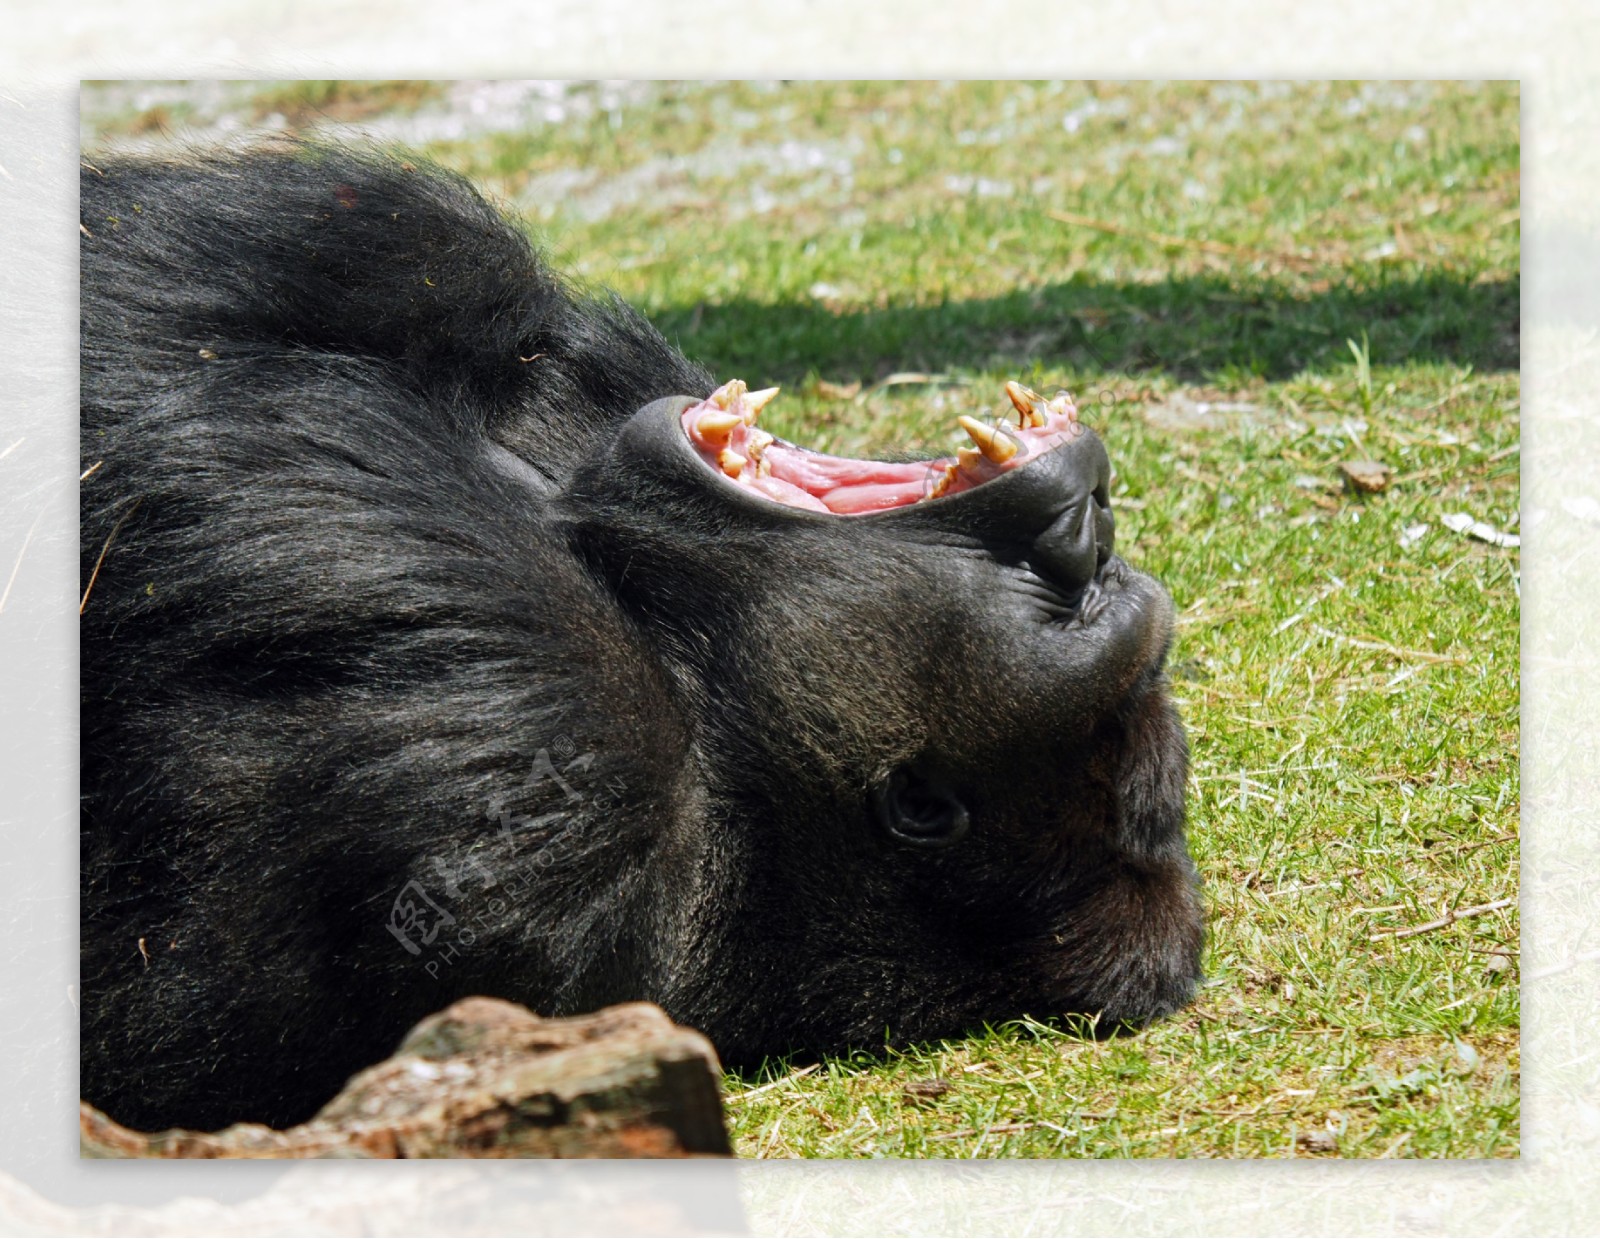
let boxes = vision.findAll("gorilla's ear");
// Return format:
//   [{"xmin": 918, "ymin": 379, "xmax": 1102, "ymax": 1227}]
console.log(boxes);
[{"xmin": 872, "ymin": 765, "xmax": 970, "ymax": 849}]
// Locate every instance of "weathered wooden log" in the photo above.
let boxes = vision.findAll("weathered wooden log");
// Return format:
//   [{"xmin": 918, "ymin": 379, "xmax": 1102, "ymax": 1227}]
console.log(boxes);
[{"xmin": 80, "ymin": 999, "xmax": 730, "ymax": 1158}]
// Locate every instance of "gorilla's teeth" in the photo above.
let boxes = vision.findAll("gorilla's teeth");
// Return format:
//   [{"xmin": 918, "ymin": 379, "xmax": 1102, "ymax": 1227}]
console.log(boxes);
[
  {"xmin": 696, "ymin": 410, "xmax": 743, "ymax": 441},
  {"xmin": 743, "ymin": 386, "xmax": 780, "ymax": 421},
  {"xmin": 711, "ymin": 379, "xmax": 748, "ymax": 411},
  {"xmin": 958, "ymin": 415, "xmax": 1021, "ymax": 464},
  {"xmin": 746, "ymin": 429, "xmax": 775, "ymax": 476},
  {"xmin": 718, "ymin": 449, "xmax": 747, "ymax": 479},
  {"xmin": 956, "ymin": 446, "xmax": 984, "ymax": 472},
  {"xmin": 1005, "ymin": 380, "xmax": 1047, "ymax": 428}
]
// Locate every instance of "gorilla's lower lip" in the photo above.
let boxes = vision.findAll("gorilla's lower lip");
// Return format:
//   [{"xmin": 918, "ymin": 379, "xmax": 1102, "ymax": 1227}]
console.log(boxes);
[{"xmin": 680, "ymin": 378, "xmax": 1088, "ymax": 515}]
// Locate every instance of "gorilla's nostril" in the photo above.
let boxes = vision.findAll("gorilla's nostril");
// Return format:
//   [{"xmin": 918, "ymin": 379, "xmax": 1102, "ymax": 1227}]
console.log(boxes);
[
  {"xmin": 1094, "ymin": 500, "xmax": 1115, "ymax": 566},
  {"xmin": 873, "ymin": 766, "xmax": 970, "ymax": 849}
]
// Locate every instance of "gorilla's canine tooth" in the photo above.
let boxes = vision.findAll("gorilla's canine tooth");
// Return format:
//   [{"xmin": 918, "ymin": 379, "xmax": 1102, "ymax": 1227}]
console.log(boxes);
[
  {"xmin": 1005, "ymin": 380, "xmax": 1046, "ymax": 427},
  {"xmin": 958, "ymin": 415, "xmax": 1021, "ymax": 464},
  {"xmin": 718, "ymin": 449, "xmax": 747, "ymax": 478},
  {"xmin": 696, "ymin": 410, "xmax": 742, "ymax": 441},
  {"xmin": 743, "ymin": 386, "xmax": 780, "ymax": 420}
]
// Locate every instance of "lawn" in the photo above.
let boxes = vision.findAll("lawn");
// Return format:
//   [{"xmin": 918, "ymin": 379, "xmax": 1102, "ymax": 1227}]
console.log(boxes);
[{"xmin": 83, "ymin": 78, "xmax": 1521, "ymax": 1158}]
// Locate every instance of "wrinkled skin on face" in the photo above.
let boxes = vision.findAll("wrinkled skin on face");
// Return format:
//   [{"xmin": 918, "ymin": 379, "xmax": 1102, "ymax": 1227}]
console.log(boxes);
[{"xmin": 79, "ymin": 146, "xmax": 1203, "ymax": 1133}]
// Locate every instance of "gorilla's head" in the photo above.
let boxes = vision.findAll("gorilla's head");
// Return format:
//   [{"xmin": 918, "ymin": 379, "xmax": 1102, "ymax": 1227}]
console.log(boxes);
[{"xmin": 563, "ymin": 380, "xmax": 1202, "ymax": 1061}]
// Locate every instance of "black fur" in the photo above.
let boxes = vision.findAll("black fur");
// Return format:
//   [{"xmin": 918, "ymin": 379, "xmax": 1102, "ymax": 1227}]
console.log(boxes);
[{"xmin": 80, "ymin": 145, "xmax": 1203, "ymax": 1132}]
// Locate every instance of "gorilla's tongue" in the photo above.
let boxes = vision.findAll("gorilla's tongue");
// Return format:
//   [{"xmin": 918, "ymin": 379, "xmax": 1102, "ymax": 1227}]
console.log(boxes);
[{"xmin": 681, "ymin": 379, "xmax": 1085, "ymax": 515}]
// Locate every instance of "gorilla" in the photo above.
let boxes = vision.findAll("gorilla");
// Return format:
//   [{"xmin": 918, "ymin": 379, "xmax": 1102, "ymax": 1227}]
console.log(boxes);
[{"xmin": 79, "ymin": 145, "xmax": 1203, "ymax": 1134}]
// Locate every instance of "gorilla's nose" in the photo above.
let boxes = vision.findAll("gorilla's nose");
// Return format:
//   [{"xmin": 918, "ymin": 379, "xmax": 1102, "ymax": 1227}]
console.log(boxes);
[{"xmin": 1026, "ymin": 445, "xmax": 1116, "ymax": 589}]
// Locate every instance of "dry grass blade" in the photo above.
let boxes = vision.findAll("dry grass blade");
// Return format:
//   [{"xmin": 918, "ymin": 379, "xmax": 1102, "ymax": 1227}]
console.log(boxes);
[
  {"xmin": 725, "ymin": 1064, "xmax": 819, "ymax": 1104},
  {"xmin": 1370, "ymin": 898, "xmax": 1515, "ymax": 941}
]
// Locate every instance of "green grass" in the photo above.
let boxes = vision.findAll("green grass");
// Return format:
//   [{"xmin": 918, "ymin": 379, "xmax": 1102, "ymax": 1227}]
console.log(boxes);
[
  {"xmin": 713, "ymin": 355, "xmax": 1520, "ymax": 1159},
  {"xmin": 84, "ymin": 79, "xmax": 1520, "ymax": 1159}
]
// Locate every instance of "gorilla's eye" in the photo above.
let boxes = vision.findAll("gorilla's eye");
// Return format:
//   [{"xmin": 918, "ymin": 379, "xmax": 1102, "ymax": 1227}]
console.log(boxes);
[{"xmin": 873, "ymin": 766, "xmax": 970, "ymax": 849}]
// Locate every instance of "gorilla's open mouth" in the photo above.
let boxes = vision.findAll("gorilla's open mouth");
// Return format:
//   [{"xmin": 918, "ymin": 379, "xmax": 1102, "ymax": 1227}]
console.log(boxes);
[{"xmin": 681, "ymin": 379, "xmax": 1088, "ymax": 515}]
